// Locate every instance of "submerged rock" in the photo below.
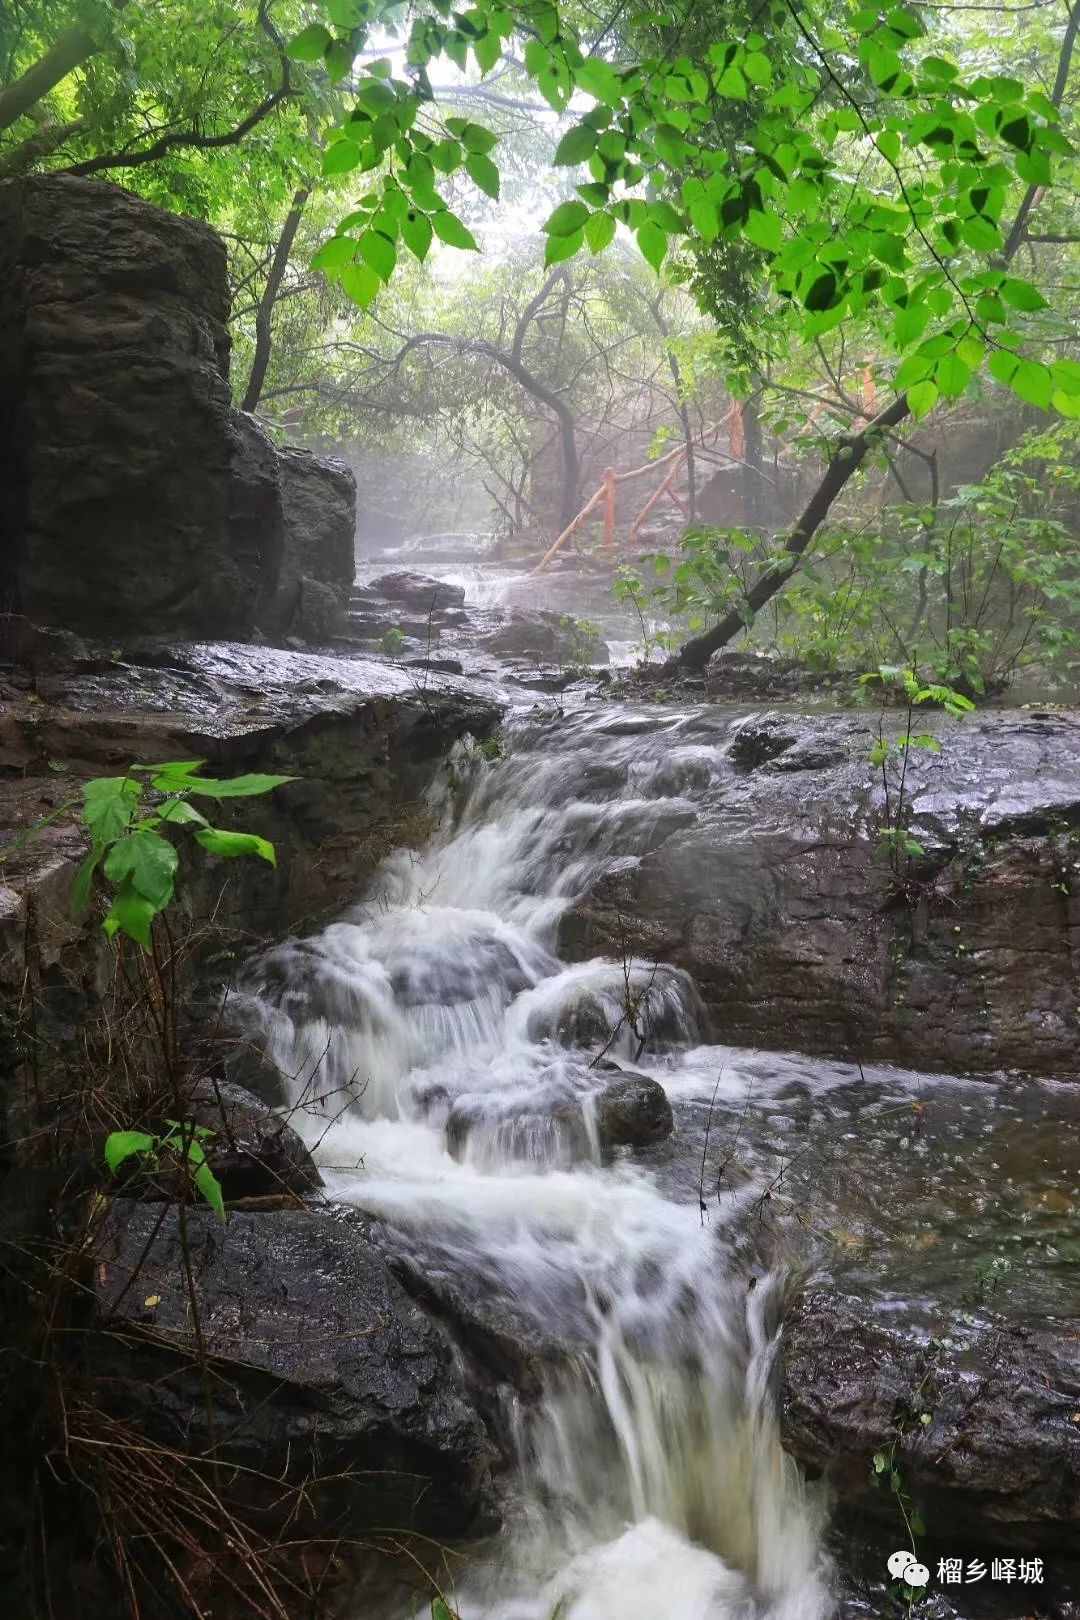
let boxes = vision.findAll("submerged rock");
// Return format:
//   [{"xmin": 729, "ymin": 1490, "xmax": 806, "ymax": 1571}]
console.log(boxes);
[
  {"xmin": 90, "ymin": 1201, "xmax": 497, "ymax": 1536},
  {"xmin": 780, "ymin": 1290, "xmax": 1080, "ymax": 1554}
]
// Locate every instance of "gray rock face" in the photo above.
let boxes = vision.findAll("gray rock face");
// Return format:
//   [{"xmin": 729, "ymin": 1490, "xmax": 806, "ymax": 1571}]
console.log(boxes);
[
  {"xmin": 266, "ymin": 447, "xmax": 358, "ymax": 641},
  {"xmin": 561, "ymin": 708, "xmax": 1080, "ymax": 1076},
  {"xmin": 780, "ymin": 1290, "xmax": 1080, "ymax": 1554},
  {"xmin": 90, "ymin": 1201, "xmax": 497, "ymax": 1536},
  {"xmin": 0, "ymin": 175, "xmax": 354, "ymax": 645},
  {"xmin": 593, "ymin": 1072, "xmax": 674, "ymax": 1149},
  {"xmin": 181, "ymin": 1077, "xmax": 321, "ymax": 1199}
]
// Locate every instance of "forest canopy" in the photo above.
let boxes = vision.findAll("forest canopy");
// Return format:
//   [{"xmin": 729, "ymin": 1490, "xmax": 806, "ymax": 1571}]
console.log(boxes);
[{"xmin": 3, "ymin": 0, "xmax": 1079, "ymax": 682}]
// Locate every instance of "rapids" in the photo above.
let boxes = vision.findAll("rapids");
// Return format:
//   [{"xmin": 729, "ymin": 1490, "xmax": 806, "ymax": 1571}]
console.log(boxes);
[{"xmin": 235, "ymin": 704, "xmax": 838, "ymax": 1619}]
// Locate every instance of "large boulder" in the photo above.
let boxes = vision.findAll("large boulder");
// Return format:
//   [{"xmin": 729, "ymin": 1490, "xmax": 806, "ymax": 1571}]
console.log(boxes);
[
  {"xmin": 89, "ymin": 1201, "xmax": 497, "ymax": 1537},
  {"xmin": 0, "ymin": 175, "xmax": 278, "ymax": 638},
  {"xmin": 0, "ymin": 175, "xmax": 355, "ymax": 645},
  {"xmin": 780, "ymin": 1290, "xmax": 1080, "ymax": 1555}
]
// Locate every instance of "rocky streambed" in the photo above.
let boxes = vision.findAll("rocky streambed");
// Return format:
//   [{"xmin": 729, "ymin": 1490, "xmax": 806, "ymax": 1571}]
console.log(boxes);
[{"xmin": 3, "ymin": 604, "xmax": 1080, "ymax": 1620}]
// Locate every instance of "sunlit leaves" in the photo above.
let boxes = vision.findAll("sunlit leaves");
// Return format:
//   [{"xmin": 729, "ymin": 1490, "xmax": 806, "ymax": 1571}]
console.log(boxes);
[{"xmin": 431, "ymin": 210, "xmax": 479, "ymax": 250}]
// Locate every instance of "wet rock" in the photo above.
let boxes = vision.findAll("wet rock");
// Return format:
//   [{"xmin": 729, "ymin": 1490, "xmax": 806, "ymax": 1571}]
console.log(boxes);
[
  {"xmin": 593, "ymin": 1073, "xmax": 674, "ymax": 1149},
  {"xmin": 0, "ymin": 175, "xmax": 276, "ymax": 639},
  {"xmin": 180, "ymin": 1077, "xmax": 321, "ymax": 1199},
  {"xmin": 369, "ymin": 571, "xmax": 466, "ymax": 612},
  {"xmin": 561, "ymin": 708, "xmax": 1080, "ymax": 1077},
  {"xmin": 265, "ymin": 447, "xmax": 357, "ymax": 642},
  {"xmin": 482, "ymin": 608, "xmax": 609, "ymax": 667},
  {"xmin": 521, "ymin": 965, "xmax": 700, "ymax": 1055},
  {"xmin": 704, "ymin": 652, "xmax": 853, "ymax": 701},
  {"xmin": 90, "ymin": 1200, "xmax": 497, "ymax": 1536},
  {"xmin": 780, "ymin": 1290, "xmax": 1080, "ymax": 1553}
]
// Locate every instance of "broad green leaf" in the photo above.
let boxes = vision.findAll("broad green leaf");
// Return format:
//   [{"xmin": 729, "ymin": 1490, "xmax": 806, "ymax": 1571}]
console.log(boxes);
[
  {"xmin": 1015, "ymin": 147, "xmax": 1051, "ymax": 187},
  {"xmin": 104, "ymin": 829, "xmax": 178, "ymax": 908},
  {"xmin": 83, "ymin": 778, "xmax": 140, "ymax": 844},
  {"xmin": 156, "ymin": 799, "xmax": 207, "ymax": 827},
  {"xmin": 401, "ymin": 212, "xmax": 433, "ymax": 261},
  {"xmin": 340, "ymin": 262, "xmax": 381, "ymax": 308},
  {"xmin": 1001, "ymin": 278, "xmax": 1048, "ymax": 312},
  {"xmin": 544, "ymin": 200, "xmax": 590, "ymax": 237},
  {"xmin": 465, "ymin": 152, "xmax": 500, "ymax": 198},
  {"xmin": 168, "ymin": 773, "xmax": 295, "ymax": 799},
  {"xmin": 907, "ymin": 378, "xmax": 939, "ymax": 418},
  {"xmin": 935, "ymin": 353, "xmax": 972, "ymax": 399},
  {"xmin": 104, "ymin": 1130, "xmax": 157, "ymax": 1174},
  {"xmin": 357, "ymin": 230, "xmax": 397, "ymax": 282},
  {"xmin": 743, "ymin": 210, "xmax": 782, "ymax": 253},
  {"xmin": 688, "ymin": 197, "xmax": 720, "ymax": 245},
  {"xmin": 459, "ymin": 123, "xmax": 499, "ymax": 155},
  {"xmin": 554, "ymin": 125, "xmax": 598, "ymax": 166},
  {"xmin": 311, "ymin": 236, "xmax": 358, "ymax": 270},
  {"xmin": 431, "ymin": 211, "xmax": 479, "ymax": 250},
  {"xmin": 104, "ymin": 888, "xmax": 157, "ymax": 951},
  {"xmin": 545, "ymin": 227, "xmax": 584, "ymax": 265},
  {"xmin": 575, "ymin": 58, "xmax": 622, "ymax": 104},
  {"xmin": 894, "ymin": 306, "xmax": 930, "ymax": 348},
  {"xmin": 1008, "ymin": 358, "xmax": 1052, "ymax": 410},
  {"xmin": 585, "ymin": 210, "xmax": 616, "ymax": 254},
  {"xmin": 636, "ymin": 221, "xmax": 668, "ymax": 272},
  {"xmin": 195, "ymin": 827, "xmax": 276, "ymax": 866},
  {"xmin": 322, "ymin": 141, "xmax": 362, "ymax": 177},
  {"xmin": 286, "ymin": 23, "xmax": 332, "ymax": 61}
]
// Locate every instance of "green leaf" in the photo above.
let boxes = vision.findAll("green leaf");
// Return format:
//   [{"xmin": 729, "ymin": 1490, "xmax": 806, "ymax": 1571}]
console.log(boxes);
[
  {"xmin": 286, "ymin": 23, "xmax": 332, "ymax": 61},
  {"xmin": 160, "ymin": 772, "xmax": 295, "ymax": 800},
  {"xmin": 1000, "ymin": 277, "xmax": 1048, "ymax": 312},
  {"xmin": 636, "ymin": 221, "xmax": 668, "ymax": 272},
  {"xmin": 340, "ymin": 261, "xmax": 381, "ymax": 308},
  {"xmin": 71, "ymin": 844, "xmax": 104, "ymax": 917},
  {"xmin": 744, "ymin": 50, "xmax": 772, "ymax": 86},
  {"xmin": 311, "ymin": 236, "xmax": 358, "ymax": 271},
  {"xmin": 907, "ymin": 378, "xmax": 939, "ymax": 418},
  {"xmin": 585, "ymin": 210, "xmax": 616, "ymax": 254},
  {"xmin": 934, "ymin": 352, "xmax": 972, "ymax": 399},
  {"xmin": 465, "ymin": 152, "xmax": 500, "ymax": 198},
  {"xmin": 804, "ymin": 272, "xmax": 839, "ymax": 312},
  {"xmin": 195, "ymin": 827, "xmax": 277, "ymax": 866},
  {"xmin": 401, "ymin": 211, "xmax": 433, "ymax": 262},
  {"xmin": 575, "ymin": 58, "xmax": 622, "ymax": 104},
  {"xmin": 743, "ymin": 209, "xmax": 782, "ymax": 253},
  {"xmin": 460, "ymin": 122, "xmax": 498, "ymax": 155},
  {"xmin": 688, "ymin": 197, "xmax": 720, "ymax": 245},
  {"xmin": 103, "ymin": 829, "xmax": 178, "ymax": 908},
  {"xmin": 894, "ymin": 305, "xmax": 929, "ymax": 348},
  {"xmin": 103, "ymin": 889, "xmax": 157, "ymax": 951},
  {"xmin": 193, "ymin": 1161, "xmax": 227, "ymax": 1224},
  {"xmin": 322, "ymin": 141, "xmax": 362, "ymax": 177},
  {"xmin": 1008, "ymin": 358, "xmax": 1052, "ymax": 410},
  {"xmin": 156, "ymin": 799, "xmax": 208, "ymax": 827},
  {"xmin": 544, "ymin": 227, "xmax": 584, "ymax": 265},
  {"xmin": 83, "ymin": 778, "xmax": 140, "ymax": 844},
  {"xmin": 544, "ymin": 199, "xmax": 590, "ymax": 237},
  {"xmin": 554, "ymin": 124, "xmax": 598, "ymax": 166},
  {"xmin": 431, "ymin": 211, "xmax": 479, "ymax": 250},
  {"xmin": 104, "ymin": 1130, "xmax": 157, "ymax": 1175},
  {"xmin": 1015, "ymin": 146, "xmax": 1051, "ymax": 187},
  {"xmin": 357, "ymin": 230, "xmax": 397, "ymax": 282}
]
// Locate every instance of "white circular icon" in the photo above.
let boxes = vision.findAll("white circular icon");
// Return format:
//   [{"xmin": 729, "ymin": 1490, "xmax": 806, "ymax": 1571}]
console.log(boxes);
[
  {"xmin": 904, "ymin": 1562, "xmax": 930, "ymax": 1588},
  {"xmin": 887, "ymin": 1550, "xmax": 916, "ymax": 1578}
]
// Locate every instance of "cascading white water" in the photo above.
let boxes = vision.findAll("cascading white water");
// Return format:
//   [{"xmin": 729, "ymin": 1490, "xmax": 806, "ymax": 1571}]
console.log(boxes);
[{"xmin": 236, "ymin": 706, "xmax": 834, "ymax": 1620}]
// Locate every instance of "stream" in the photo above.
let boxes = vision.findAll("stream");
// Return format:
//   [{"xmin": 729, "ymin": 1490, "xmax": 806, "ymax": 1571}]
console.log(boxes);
[{"xmin": 234, "ymin": 648, "xmax": 1079, "ymax": 1616}]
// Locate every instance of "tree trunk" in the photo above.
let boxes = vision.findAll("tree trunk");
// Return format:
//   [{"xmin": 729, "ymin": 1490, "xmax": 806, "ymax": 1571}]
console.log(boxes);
[
  {"xmin": 672, "ymin": 393, "xmax": 911, "ymax": 669},
  {"xmin": 240, "ymin": 188, "xmax": 309, "ymax": 415},
  {"xmin": 0, "ymin": 7, "xmax": 129, "ymax": 136}
]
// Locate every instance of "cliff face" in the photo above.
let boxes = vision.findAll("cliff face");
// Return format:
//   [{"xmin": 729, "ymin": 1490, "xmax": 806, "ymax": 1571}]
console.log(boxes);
[{"xmin": 0, "ymin": 175, "xmax": 354, "ymax": 644}]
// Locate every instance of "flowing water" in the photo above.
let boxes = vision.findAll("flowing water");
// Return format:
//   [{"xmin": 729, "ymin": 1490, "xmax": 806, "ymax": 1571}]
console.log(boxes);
[{"xmin": 232, "ymin": 699, "xmax": 1080, "ymax": 1619}]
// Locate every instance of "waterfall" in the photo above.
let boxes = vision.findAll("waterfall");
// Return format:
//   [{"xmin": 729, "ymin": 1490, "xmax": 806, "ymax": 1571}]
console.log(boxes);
[{"xmin": 236, "ymin": 705, "xmax": 834, "ymax": 1620}]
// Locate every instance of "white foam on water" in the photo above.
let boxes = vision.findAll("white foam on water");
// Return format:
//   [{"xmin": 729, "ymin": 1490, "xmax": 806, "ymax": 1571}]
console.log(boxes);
[{"xmin": 237, "ymin": 705, "xmax": 833, "ymax": 1619}]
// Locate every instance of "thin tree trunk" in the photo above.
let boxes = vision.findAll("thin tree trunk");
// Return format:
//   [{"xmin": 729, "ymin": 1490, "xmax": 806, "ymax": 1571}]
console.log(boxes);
[
  {"xmin": 673, "ymin": 394, "xmax": 911, "ymax": 669},
  {"xmin": 240, "ymin": 187, "xmax": 309, "ymax": 415},
  {"xmin": 0, "ymin": 7, "xmax": 128, "ymax": 136}
]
